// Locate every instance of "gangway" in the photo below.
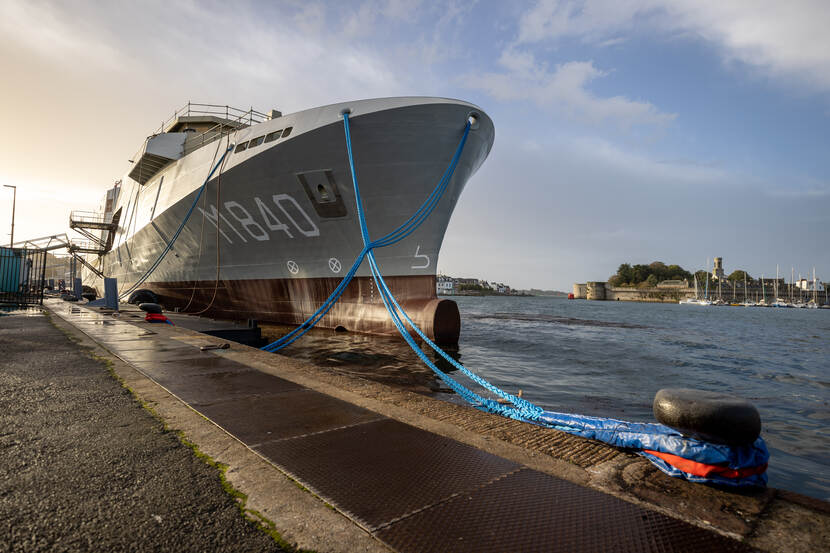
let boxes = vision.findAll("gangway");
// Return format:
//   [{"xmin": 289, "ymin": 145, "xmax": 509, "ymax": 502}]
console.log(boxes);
[
  {"xmin": 13, "ymin": 233, "xmax": 106, "ymax": 279},
  {"xmin": 68, "ymin": 209, "xmax": 121, "ymax": 254}
]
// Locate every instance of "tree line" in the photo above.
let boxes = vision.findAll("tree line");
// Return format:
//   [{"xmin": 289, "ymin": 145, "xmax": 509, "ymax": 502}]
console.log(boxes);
[
  {"xmin": 608, "ymin": 262, "xmax": 756, "ymax": 287},
  {"xmin": 608, "ymin": 262, "xmax": 692, "ymax": 287}
]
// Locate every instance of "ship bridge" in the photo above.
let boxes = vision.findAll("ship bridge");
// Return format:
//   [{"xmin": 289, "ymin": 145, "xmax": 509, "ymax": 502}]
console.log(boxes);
[{"xmin": 128, "ymin": 103, "xmax": 271, "ymax": 185}]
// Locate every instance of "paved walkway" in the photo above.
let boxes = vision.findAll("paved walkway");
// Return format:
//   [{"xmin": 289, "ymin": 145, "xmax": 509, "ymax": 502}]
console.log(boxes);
[
  {"xmin": 0, "ymin": 309, "xmax": 287, "ymax": 553},
  {"xmin": 41, "ymin": 302, "xmax": 757, "ymax": 553}
]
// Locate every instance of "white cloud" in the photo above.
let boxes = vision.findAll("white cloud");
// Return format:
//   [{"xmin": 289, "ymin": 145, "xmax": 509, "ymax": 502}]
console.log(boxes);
[
  {"xmin": 516, "ymin": 0, "xmax": 830, "ymax": 92},
  {"xmin": 0, "ymin": 1, "xmax": 122, "ymax": 70},
  {"xmin": 466, "ymin": 52, "xmax": 676, "ymax": 127}
]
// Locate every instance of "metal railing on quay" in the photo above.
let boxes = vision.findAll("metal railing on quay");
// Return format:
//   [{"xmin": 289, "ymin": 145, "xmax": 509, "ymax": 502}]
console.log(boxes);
[{"xmin": 0, "ymin": 246, "xmax": 47, "ymax": 306}]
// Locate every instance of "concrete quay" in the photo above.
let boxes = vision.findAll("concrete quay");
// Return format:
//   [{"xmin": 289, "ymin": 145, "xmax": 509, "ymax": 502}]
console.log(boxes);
[{"xmin": 4, "ymin": 299, "xmax": 829, "ymax": 552}]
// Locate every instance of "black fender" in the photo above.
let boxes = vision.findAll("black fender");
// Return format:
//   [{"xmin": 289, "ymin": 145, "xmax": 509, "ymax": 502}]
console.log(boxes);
[{"xmin": 127, "ymin": 289, "xmax": 159, "ymax": 305}]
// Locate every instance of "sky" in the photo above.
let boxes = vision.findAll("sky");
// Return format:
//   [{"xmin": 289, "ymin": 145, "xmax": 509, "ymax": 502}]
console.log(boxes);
[{"xmin": 0, "ymin": 0, "xmax": 828, "ymax": 291}]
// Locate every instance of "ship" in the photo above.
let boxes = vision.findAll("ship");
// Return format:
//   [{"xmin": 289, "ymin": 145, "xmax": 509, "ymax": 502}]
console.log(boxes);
[{"xmin": 77, "ymin": 98, "xmax": 494, "ymax": 344}]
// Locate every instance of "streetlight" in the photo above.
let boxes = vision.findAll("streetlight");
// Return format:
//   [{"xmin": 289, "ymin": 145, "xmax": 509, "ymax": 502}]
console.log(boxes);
[{"xmin": 3, "ymin": 184, "xmax": 15, "ymax": 247}]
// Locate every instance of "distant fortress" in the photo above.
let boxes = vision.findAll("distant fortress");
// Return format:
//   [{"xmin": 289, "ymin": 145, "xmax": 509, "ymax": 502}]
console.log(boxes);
[
  {"xmin": 574, "ymin": 257, "xmax": 795, "ymax": 303},
  {"xmin": 572, "ymin": 280, "xmax": 697, "ymax": 302}
]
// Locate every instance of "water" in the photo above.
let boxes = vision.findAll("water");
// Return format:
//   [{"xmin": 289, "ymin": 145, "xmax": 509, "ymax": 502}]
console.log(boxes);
[{"xmin": 266, "ymin": 297, "xmax": 830, "ymax": 501}]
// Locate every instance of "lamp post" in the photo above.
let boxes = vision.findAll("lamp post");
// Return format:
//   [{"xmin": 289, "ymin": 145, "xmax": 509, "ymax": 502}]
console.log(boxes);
[{"xmin": 3, "ymin": 185, "xmax": 15, "ymax": 248}]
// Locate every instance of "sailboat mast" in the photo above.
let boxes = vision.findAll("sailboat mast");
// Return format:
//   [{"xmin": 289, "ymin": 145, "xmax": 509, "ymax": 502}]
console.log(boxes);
[
  {"xmin": 791, "ymin": 267, "xmax": 794, "ymax": 302},
  {"xmin": 814, "ymin": 267, "xmax": 817, "ymax": 303},
  {"xmin": 775, "ymin": 265, "xmax": 779, "ymax": 299}
]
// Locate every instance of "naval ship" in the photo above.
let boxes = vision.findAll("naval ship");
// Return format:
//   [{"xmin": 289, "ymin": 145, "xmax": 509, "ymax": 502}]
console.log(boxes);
[{"xmin": 77, "ymin": 98, "xmax": 494, "ymax": 344}]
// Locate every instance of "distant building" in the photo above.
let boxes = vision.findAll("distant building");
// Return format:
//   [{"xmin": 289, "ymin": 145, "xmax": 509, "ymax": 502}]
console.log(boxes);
[
  {"xmin": 437, "ymin": 275, "xmax": 515, "ymax": 295},
  {"xmin": 657, "ymin": 279, "xmax": 688, "ymax": 288},
  {"xmin": 436, "ymin": 275, "xmax": 455, "ymax": 295},
  {"xmin": 712, "ymin": 257, "xmax": 725, "ymax": 280},
  {"xmin": 795, "ymin": 278, "xmax": 824, "ymax": 291}
]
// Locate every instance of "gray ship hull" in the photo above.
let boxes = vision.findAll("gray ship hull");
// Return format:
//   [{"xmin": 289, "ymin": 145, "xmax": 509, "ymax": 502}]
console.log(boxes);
[{"xmin": 85, "ymin": 98, "xmax": 494, "ymax": 343}]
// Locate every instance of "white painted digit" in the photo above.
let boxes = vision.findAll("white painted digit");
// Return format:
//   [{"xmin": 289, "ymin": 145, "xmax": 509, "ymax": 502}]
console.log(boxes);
[
  {"xmin": 254, "ymin": 197, "xmax": 293, "ymax": 238},
  {"xmin": 412, "ymin": 244, "xmax": 430, "ymax": 269},
  {"xmin": 272, "ymin": 194, "xmax": 320, "ymax": 237},
  {"xmin": 224, "ymin": 201, "xmax": 269, "ymax": 241}
]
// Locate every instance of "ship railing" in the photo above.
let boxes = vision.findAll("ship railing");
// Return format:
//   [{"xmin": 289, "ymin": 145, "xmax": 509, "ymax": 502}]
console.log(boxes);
[
  {"xmin": 69, "ymin": 210, "xmax": 110, "ymax": 225},
  {"xmin": 154, "ymin": 102, "xmax": 269, "ymax": 136},
  {"xmin": 183, "ymin": 126, "xmax": 231, "ymax": 156},
  {"xmin": 68, "ymin": 240, "xmax": 106, "ymax": 254},
  {"xmin": 181, "ymin": 115, "xmax": 265, "ymax": 156}
]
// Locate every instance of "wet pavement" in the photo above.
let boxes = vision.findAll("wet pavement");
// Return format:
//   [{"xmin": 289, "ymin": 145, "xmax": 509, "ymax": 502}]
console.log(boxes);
[{"xmin": 0, "ymin": 308, "xmax": 287, "ymax": 552}]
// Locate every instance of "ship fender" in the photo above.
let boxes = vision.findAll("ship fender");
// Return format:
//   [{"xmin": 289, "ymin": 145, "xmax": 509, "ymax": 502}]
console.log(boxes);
[
  {"xmin": 128, "ymin": 289, "xmax": 159, "ymax": 306},
  {"xmin": 424, "ymin": 298, "xmax": 461, "ymax": 345}
]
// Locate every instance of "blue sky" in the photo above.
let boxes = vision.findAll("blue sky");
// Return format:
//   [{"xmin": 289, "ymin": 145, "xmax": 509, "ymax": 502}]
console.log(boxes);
[{"xmin": 0, "ymin": 0, "xmax": 827, "ymax": 290}]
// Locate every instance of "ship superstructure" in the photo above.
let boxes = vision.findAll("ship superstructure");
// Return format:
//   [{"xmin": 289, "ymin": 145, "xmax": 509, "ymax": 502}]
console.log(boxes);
[{"xmin": 80, "ymin": 98, "xmax": 494, "ymax": 343}]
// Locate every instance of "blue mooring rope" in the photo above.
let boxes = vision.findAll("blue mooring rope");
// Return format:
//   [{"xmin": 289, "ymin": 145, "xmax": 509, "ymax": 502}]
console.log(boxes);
[
  {"xmin": 263, "ymin": 112, "xmax": 769, "ymax": 487},
  {"xmin": 261, "ymin": 114, "xmax": 471, "ymax": 352}
]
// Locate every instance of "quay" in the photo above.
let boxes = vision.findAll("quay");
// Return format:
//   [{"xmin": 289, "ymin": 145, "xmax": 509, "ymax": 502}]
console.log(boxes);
[{"xmin": 2, "ymin": 300, "xmax": 829, "ymax": 552}]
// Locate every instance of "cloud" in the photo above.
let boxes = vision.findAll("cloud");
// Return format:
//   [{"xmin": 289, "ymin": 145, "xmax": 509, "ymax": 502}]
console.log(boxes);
[
  {"xmin": 516, "ymin": 0, "xmax": 830, "ymax": 93},
  {"xmin": 0, "ymin": 1, "xmax": 122, "ymax": 71},
  {"xmin": 466, "ymin": 52, "xmax": 676, "ymax": 128}
]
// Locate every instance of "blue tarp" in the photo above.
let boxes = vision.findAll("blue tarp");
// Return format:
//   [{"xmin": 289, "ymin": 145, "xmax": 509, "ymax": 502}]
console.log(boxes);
[{"xmin": 535, "ymin": 410, "xmax": 769, "ymax": 486}]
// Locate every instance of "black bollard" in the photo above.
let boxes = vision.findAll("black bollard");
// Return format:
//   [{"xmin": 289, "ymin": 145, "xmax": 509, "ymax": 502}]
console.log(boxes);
[
  {"xmin": 653, "ymin": 388, "xmax": 761, "ymax": 445},
  {"xmin": 138, "ymin": 302, "xmax": 163, "ymax": 314}
]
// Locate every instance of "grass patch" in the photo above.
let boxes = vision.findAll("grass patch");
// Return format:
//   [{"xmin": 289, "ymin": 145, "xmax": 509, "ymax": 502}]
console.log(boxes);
[{"xmin": 177, "ymin": 433, "xmax": 314, "ymax": 553}]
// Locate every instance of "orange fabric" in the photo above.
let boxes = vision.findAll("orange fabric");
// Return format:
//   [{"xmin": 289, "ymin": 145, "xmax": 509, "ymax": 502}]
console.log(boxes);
[{"xmin": 643, "ymin": 450, "xmax": 767, "ymax": 479}]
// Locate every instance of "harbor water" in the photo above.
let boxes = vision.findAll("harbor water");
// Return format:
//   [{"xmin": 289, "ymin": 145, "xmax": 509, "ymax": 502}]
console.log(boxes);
[{"xmin": 266, "ymin": 296, "xmax": 830, "ymax": 501}]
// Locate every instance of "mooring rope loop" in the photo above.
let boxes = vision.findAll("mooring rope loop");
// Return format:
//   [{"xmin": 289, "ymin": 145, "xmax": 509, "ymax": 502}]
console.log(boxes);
[
  {"xmin": 262, "ymin": 112, "xmax": 769, "ymax": 487},
  {"xmin": 264, "ymin": 112, "xmax": 537, "ymax": 418},
  {"xmin": 261, "ymin": 115, "xmax": 472, "ymax": 352}
]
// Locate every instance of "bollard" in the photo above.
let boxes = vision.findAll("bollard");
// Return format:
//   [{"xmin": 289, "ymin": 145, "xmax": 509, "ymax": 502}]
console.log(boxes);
[
  {"xmin": 89, "ymin": 277, "xmax": 119, "ymax": 309},
  {"xmin": 104, "ymin": 278, "xmax": 118, "ymax": 310},
  {"xmin": 653, "ymin": 388, "xmax": 761, "ymax": 445}
]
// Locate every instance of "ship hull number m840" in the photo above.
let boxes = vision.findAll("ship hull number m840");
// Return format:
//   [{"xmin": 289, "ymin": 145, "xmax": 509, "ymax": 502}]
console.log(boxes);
[{"xmin": 198, "ymin": 194, "xmax": 320, "ymax": 244}]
